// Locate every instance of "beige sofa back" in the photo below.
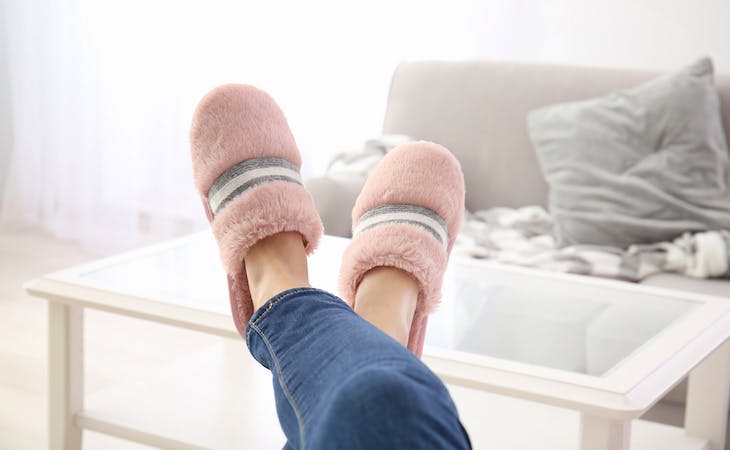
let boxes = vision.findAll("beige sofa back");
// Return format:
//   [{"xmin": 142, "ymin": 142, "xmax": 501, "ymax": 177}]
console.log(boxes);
[{"xmin": 382, "ymin": 60, "xmax": 730, "ymax": 213}]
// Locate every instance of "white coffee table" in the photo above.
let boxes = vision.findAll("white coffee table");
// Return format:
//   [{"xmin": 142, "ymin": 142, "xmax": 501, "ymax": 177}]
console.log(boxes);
[
  {"xmin": 25, "ymin": 232, "xmax": 730, "ymax": 450},
  {"xmin": 426, "ymin": 258, "xmax": 730, "ymax": 450}
]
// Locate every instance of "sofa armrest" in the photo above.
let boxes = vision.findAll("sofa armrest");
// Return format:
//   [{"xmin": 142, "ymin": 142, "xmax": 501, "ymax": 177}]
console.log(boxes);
[{"xmin": 305, "ymin": 173, "xmax": 367, "ymax": 238}]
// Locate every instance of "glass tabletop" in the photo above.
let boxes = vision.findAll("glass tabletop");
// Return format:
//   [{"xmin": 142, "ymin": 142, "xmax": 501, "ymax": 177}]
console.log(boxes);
[
  {"xmin": 80, "ymin": 232, "xmax": 346, "ymax": 315},
  {"xmin": 82, "ymin": 233, "xmax": 233, "ymax": 315},
  {"xmin": 426, "ymin": 262, "xmax": 697, "ymax": 377},
  {"xmin": 79, "ymin": 232, "xmax": 698, "ymax": 378}
]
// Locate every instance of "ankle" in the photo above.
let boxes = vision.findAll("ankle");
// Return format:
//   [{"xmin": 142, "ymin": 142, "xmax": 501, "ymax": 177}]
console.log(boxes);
[
  {"xmin": 245, "ymin": 232, "xmax": 310, "ymax": 310},
  {"xmin": 354, "ymin": 266, "xmax": 419, "ymax": 346}
]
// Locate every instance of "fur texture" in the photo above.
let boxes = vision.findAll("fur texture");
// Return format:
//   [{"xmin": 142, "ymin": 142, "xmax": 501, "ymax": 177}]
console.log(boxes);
[
  {"xmin": 351, "ymin": 141, "xmax": 464, "ymax": 253},
  {"xmin": 190, "ymin": 84, "xmax": 301, "ymax": 194},
  {"xmin": 190, "ymin": 84, "xmax": 323, "ymax": 336},
  {"xmin": 339, "ymin": 141, "xmax": 465, "ymax": 356},
  {"xmin": 213, "ymin": 182, "xmax": 322, "ymax": 334}
]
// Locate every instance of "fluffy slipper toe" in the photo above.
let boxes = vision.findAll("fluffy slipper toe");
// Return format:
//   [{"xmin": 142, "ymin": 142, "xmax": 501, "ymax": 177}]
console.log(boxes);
[
  {"xmin": 339, "ymin": 141, "xmax": 465, "ymax": 356},
  {"xmin": 190, "ymin": 84, "xmax": 323, "ymax": 337}
]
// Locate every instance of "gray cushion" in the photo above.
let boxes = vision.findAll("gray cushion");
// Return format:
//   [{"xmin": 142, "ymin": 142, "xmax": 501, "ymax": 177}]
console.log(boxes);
[{"xmin": 527, "ymin": 58, "xmax": 730, "ymax": 248}]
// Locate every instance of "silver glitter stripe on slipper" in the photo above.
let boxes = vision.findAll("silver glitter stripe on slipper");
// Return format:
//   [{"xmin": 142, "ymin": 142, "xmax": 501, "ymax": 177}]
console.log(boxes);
[
  {"xmin": 353, "ymin": 204, "xmax": 448, "ymax": 248},
  {"xmin": 208, "ymin": 157, "xmax": 303, "ymax": 216}
]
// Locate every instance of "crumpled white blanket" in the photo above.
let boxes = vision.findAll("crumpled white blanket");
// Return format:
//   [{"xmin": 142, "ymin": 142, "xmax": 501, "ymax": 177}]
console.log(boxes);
[
  {"xmin": 454, "ymin": 206, "xmax": 730, "ymax": 281},
  {"xmin": 327, "ymin": 134, "xmax": 413, "ymax": 177}
]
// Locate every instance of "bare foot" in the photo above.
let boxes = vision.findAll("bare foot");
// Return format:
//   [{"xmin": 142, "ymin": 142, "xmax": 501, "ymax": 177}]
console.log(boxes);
[
  {"xmin": 353, "ymin": 266, "xmax": 418, "ymax": 346},
  {"xmin": 244, "ymin": 231, "xmax": 310, "ymax": 310}
]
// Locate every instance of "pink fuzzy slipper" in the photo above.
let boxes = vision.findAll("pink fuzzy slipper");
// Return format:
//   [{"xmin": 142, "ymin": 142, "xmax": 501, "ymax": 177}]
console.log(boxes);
[
  {"xmin": 190, "ymin": 84, "xmax": 323, "ymax": 337},
  {"xmin": 339, "ymin": 141, "xmax": 465, "ymax": 357}
]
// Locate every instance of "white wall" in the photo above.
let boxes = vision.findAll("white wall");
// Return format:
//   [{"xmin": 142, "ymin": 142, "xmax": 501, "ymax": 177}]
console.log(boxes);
[
  {"xmin": 0, "ymin": 1, "xmax": 11, "ymax": 196},
  {"xmin": 3, "ymin": 0, "xmax": 729, "ymax": 241},
  {"xmin": 72, "ymin": 0, "xmax": 484, "ymax": 177},
  {"xmin": 475, "ymin": 0, "xmax": 730, "ymax": 72}
]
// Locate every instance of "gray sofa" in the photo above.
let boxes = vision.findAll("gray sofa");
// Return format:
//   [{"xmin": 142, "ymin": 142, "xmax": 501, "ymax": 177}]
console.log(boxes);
[
  {"xmin": 307, "ymin": 59, "xmax": 730, "ymax": 298},
  {"xmin": 306, "ymin": 61, "xmax": 730, "ymax": 432}
]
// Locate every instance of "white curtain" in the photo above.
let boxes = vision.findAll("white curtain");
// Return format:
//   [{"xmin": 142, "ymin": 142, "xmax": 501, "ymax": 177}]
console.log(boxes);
[{"xmin": 1, "ymin": 0, "xmax": 481, "ymax": 252}]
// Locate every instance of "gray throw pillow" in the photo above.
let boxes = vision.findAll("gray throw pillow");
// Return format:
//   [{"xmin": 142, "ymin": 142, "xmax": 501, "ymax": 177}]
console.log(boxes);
[{"xmin": 527, "ymin": 58, "xmax": 730, "ymax": 249}]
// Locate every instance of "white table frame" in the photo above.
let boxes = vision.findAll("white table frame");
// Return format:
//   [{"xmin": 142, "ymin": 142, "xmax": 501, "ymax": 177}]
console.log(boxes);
[
  {"xmin": 25, "ymin": 232, "xmax": 730, "ymax": 450},
  {"xmin": 426, "ymin": 258, "xmax": 730, "ymax": 450}
]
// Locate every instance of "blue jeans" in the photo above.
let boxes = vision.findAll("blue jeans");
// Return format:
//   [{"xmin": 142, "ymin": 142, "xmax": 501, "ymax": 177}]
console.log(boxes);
[{"xmin": 245, "ymin": 288, "xmax": 472, "ymax": 450}]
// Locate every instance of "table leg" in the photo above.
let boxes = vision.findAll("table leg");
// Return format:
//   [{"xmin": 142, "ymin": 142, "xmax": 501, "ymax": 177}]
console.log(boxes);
[
  {"xmin": 685, "ymin": 338, "xmax": 730, "ymax": 450},
  {"xmin": 48, "ymin": 303, "xmax": 84, "ymax": 450},
  {"xmin": 580, "ymin": 414, "xmax": 631, "ymax": 450}
]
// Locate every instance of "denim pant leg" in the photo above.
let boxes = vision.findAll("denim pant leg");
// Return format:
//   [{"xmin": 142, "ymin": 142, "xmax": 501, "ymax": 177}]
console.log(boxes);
[{"xmin": 245, "ymin": 288, "xmax": 471, "ymax": 450}]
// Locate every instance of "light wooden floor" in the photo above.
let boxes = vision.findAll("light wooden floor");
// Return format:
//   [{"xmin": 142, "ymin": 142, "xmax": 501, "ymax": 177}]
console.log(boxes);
[{"xmin": 1, "ymin": 228, "xmax": 724, "ymax": 450}]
